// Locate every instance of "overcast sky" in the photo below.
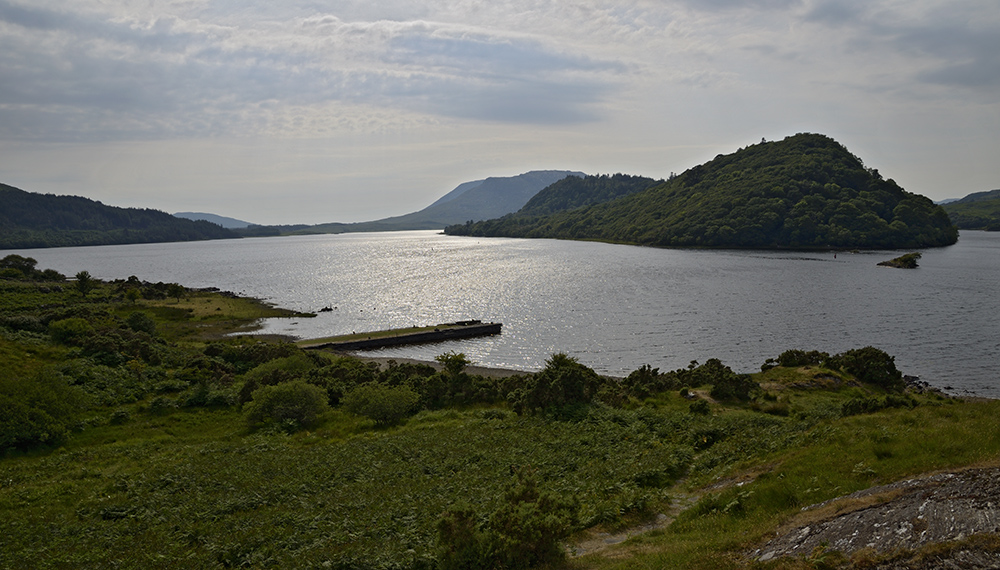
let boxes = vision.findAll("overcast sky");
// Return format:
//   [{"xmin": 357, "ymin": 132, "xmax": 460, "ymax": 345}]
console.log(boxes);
[{"xmin": 1, "ymin": 0, "xmax": 997, "ymax": 225}]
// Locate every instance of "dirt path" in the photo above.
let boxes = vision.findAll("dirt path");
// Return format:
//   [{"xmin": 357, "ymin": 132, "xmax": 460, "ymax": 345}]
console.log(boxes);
[{"xmin": 566, "ymin": 491, "xmax": 700, "ymax": 558}]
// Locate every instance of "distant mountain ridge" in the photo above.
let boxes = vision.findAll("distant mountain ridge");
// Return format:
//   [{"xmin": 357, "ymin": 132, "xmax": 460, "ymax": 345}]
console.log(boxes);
[
  {"xmin": 174, "ymin": 212, "xmax": 254, "ymax": 229},
  {"xmin": 447, "ymin": 134, "xmax": 957, "ymax": 250},
  {"xmin": 0, "ymin": 183, "xmax": 237, "ymax": 250},
  {"xmin": 941, "ymin": 189, "xmax": 1000, "ymax": 231},
  {"xmin": 253, "ymin": 170, "xmax": 585, "ymax": 236}
]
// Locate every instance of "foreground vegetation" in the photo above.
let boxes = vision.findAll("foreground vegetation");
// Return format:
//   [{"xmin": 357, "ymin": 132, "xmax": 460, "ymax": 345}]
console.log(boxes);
[
  {"xmin": 3, "ymin": 258, "xmax": 999, "ymax": 569},
  {"xmin": 447, "ymin": 133, "xmax": 958, "ymax": 250}
]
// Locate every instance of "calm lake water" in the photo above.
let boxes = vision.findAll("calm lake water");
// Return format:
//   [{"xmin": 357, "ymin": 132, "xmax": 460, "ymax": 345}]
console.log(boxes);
[{"xmin": 8, "ymin": 230, "xmax": 999, "ymax": 396}]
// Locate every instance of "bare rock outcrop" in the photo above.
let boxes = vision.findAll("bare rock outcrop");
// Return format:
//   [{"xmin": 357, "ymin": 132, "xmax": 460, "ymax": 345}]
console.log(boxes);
[{"xmin": 755, "ymin": 467, "xmax": 1000, "ymax": 563}]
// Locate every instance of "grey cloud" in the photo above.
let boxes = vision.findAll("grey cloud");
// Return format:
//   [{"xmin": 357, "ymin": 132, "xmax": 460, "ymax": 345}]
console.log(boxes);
[
  {"xmin": 800, "ymin": 1, "xmax": 1000, "ymax": 94},
  {"xmin": 803, "ymin": 0, "xmax": 866, "ymax": 26},
  {"xmin": 676, "ymin": 0, "xmax": 802, "ymax": 11},
  {"xmin": 0, "ymin": 1, "xmax": 625, "ymax": 141}
]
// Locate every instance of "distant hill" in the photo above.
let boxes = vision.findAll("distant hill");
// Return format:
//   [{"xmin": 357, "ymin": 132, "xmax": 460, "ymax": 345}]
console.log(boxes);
[
  {"xmin": 941, "ymin": 189, "xmax": 1000, "ymax": 231},
  {"xmin": 518, "ymin": 173, "xmax": 663, "ymax": 216},
  {"xmin": 247, "ymin": 170, "xmax": 585, "ymax": 236},
  {"xmin": 0, "ymin": 183, "xmax": 238, "ymax": 249},
  {"xmin": 174, "ymin": 212, "xmax": 254, "ymax": 229},
  {"xmin": 447, "ymin": 134, "xmax": 957, "ymax": 250}
]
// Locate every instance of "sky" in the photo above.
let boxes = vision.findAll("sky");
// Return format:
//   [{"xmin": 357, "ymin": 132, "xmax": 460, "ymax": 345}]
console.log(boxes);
[{"xmin": 1, "ymin": 0, "xmax": 998, "ymax": 225}]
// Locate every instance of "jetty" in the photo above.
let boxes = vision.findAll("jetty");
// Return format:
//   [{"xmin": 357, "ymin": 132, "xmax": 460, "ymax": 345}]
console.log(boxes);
[{"xmin": 299, "ymin": 320, "xmax": 502, "ymax": 351}]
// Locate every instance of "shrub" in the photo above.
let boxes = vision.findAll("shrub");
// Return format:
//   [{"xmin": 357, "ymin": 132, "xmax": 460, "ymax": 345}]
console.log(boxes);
[
  {"xmin": 341, "ymin": 383, "xmax": 420, "ymax": 426},
  {"xmin": 244, "ymin": 380, "xmax": 330, "ymax": 431},
  {"xmin": 776, "ymin": 349, "xmax": 829, "ymax": 368},
  {"xmin": 49, "ymin": 317, "xmax": 93, "ymax": 344},
  {"xmin": 832, "ymin": 346, "xmax": 904, "ymax": 392},
  {"xmin": 125, "ymin": 312, "xmax": 157, "ymax": 335},
  {"xmin": 689, "ymin": 399, "xmax": 711, "ymax": 415},
  {"xmin": 507, "ymin": 353, "xmax": 604, "ymax": 415},
  {"xmin": 436, "ymin": 468, "xmax": 577, "ymax": 570},
  {"xmin": 0, "ymin": 371, "xmax": 87, "ymax": 452},
  {"xmin": 435, "ymin": 505, "xmax": 488, "ymax": 570},
  {"xmin": 703, "ymin": 359, "xmax": 758, "ymax": 401},
  {"xmin": 435, "ymin": 351, "xmax": 470, "ymax": 377},
  {"xmin": 487, "ymin": 468, "xmax": 578, "ymax": 568}
]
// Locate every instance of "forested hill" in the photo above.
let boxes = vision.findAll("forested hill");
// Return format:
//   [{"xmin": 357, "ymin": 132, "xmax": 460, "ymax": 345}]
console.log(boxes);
[
  {"xmin": 446, "ymin": 133, "xmax": 957, "ymax": 250},
  {"xmin": 942, "ymin": 189, "xmax": 1000, "ymax": 231},
  {"xmin": 0, "ymin": 183, "xmax": 238, "ymax": 249},
  {"xmin": 517, "ymin": 173, "xmax": 662, "ymax": 216}
]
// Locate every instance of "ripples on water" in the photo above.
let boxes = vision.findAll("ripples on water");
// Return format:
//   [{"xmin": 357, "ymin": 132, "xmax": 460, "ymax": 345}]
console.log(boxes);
[{"xmin": 10, "ymin": 230, "xmax": 999, "ymax": 396}]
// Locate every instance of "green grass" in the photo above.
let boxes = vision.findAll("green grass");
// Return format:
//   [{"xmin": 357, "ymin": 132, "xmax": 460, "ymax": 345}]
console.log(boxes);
[{"xmin": 5, "ymin": 273, "xmax": 1000, "ymax": 569}]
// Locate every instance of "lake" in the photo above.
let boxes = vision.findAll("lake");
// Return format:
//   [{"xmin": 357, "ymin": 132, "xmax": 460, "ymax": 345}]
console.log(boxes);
[{"xmin": 7, "ymin": 230, "xmax": 999, "ymax": 396}]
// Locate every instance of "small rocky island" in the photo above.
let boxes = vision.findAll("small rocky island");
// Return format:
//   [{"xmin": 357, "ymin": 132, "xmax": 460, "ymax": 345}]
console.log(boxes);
[{"xmin": 878, "ymin": 252, "xmax": 921, "ymax": 268}]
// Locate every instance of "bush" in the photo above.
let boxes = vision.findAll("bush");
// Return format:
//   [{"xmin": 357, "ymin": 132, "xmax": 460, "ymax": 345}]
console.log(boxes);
[
  {"xmin": 125, "ymin": 312, "xmax": 157, "ymax": 335},
  {"xmin": 341, "ymin": 383, "xmax": 420, "ymax": 426},
  {"xmin": 832, "ymin": 346, "xmax": 904, "ymax": 392},
  {"xmin": 507, "ymin": 353, "xmax": 604, "ymax": 415},
  {"xmin": 702, "ymin": 359, "xmax": 758, "ymax": 401},
  {"xmin": 689, "ymin": 399, "xmax": 711, "ymax": 415},
  {"xmin": 0, "ymin": 371, "xmax": 87, "ymax": 452},
  {"xmin": 487, "ymin": 468, "xmax": 578, "ymax": 568},
  {"xmin": 776, "ymin": 349, "xmax": 829, "ymax": 368},
  {"xmin": 244, "ymin": 380, "xmax": 330, "ymax": 431},
  {"xmin": 436, "ymin": 468, "xmax": 577, "ymax": 570},
  {"xmin": 435, "ymin": 505, "xmax": 488, "ymax": 570},
  {"xmin": 49, "ymin": 317, "xmax": 93, "ymax": 344}
]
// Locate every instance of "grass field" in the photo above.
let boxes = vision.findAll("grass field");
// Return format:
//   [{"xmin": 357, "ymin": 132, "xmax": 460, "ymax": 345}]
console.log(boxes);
[{"xmin": 3, "ymin": 271, "xmax": 999, "ymax": 569}]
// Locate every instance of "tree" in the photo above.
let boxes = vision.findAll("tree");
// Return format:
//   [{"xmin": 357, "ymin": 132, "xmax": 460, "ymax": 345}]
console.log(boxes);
[
  {"xmin": 166, "ymin": 283, "xmax": 185, "ymax": 302},
  {"xmin": 341, "ymin": 383, "xmax": 420, "ymax": 426},
  {"xmin": 244, "ymin": 380, "xmax": 330, "ymax": 431},
  {"xmin": 0, "ymin": 254, "xmax": 38, "ymax": 277},
  {"xmin": 75, "ymin": 270, "xmax": 97, "ymax": 296},
  {"xmin": 435, "ymin": 351, "xmax": 471, "ymax": 377}
]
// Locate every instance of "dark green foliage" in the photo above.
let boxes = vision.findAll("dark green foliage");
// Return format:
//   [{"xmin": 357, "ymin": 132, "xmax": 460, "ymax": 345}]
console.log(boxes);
[
  {"xmin": 691, "ymin": 358, "xmax": 759, "ymax": 402},
  {"xmin": 244, "ymin": 380, "xmax": 330, "ymax": 431},
  {"xmin": 434, "ymin": 351, "xmax": 470, "ymax": 376},
  {"xmin": 0, "ymin": 255, "xmax": 66, "ymax": 281},
  {"xmin": 505, "ymin": 353, "xmax": 604, "ymax": 415},
  {"xmin": 436, "ymin": 468, "xmax": 577, "ymax": 570},
  {"xmin": 74, "ymin": 271, "xmax": 97, "ymax": 296},
  {"xmin": 0, "ymin": 371, "xmax": 87, "ymax": 452},
  {"xmin": 841, "ymin": 393, "xmax": 916, "ymax": 416},
  {"xmin": 878, "ymin": 251, "xmax": 921, "ymax": 268},
  {"xmin": 435, "ymin": 505, "xmax": 488, "ymax": 570},
  {"xmin": 766, "ymin": 346, "xmax": 904, "ymax": 392},
  {"xmin": 624, "ymin": 364, "xmax": 677, "ymax": 398},
  {"xmin": 49, "ymin": 317, "xmax": 93, "ymax": 344},
  {"xmin": 518, "ymin": 173, "xmax": 662, "ymax": 216},
  {"xmin": 341, "ymin": 383, "xmax": 420, "ymax": 425},
  {"xmin": 206, "ymin": 341, "xmax": 303, "ymax": 374},
  {"xmin": 446, "ymin": 133, "xmax": 958, "ymax": 250},
  {"xmin": 487, "ymin": 468, "xmax": 578, "ymax": 568},
  {"xmin": 125, "ymin": 312, "xmax": 157, "ymax": 335},
  {"xmin": 830, "ymin": 346, "xmax": 904, "ymax": 392},
  {"xmin": 776, "ymin": 349, "xmax": 830, "ymax": 368},
  {"xmin": 0, "ymin": 182, "xmax": 237, "ymax": 249},
  {"xmin": 941, "ymin": 189, "xmax": 1000, "ymax": 230},
  {"xmin": 689, "ymin": 399, "xmax": 711, "ymax": 415}
]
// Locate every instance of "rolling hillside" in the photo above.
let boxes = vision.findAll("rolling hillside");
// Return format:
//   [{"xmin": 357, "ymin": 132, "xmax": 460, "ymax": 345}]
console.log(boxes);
[{"xmin": 0, "ymin": 183, "xmax": 237, "ymax": 249}]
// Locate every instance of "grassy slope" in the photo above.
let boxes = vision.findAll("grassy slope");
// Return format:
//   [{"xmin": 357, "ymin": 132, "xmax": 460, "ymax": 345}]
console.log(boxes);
[{"xmin": 2, "ymin": 277, "xmax": 1000, "ymax": 569}]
